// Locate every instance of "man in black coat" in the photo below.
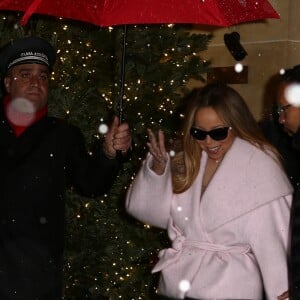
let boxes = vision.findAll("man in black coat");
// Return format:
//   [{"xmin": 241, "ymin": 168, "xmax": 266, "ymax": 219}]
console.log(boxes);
[
  {"xmin": 0, "ymin": 37, "xmax": 132, "ymax": 300},
  {"xmin": 275, "ymin": 65, "xmax": 300, "ymax": 300}
]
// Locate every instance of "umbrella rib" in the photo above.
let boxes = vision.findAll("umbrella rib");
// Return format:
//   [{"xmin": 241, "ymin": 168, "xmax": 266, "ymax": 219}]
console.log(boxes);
[{"xmin": 21, "ymin": 0, "xmax": 43, "ymax": 26}]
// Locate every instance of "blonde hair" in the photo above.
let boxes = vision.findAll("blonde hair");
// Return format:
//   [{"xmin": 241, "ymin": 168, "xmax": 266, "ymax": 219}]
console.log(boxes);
[{"xmin": 172, "ymin": 83, "xmax": 281, "ymax": 193}]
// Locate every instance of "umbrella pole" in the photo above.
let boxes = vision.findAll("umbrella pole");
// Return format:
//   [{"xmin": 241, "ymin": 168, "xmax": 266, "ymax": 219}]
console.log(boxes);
[{"xmin": 118, "ymin": 24, "xmax": 127, "ymax": 122}]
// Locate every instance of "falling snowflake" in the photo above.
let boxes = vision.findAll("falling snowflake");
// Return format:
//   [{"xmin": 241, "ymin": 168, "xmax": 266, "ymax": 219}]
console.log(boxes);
[{"xmin": 284, "ymin": 83, "xmax": 300, "ymax": 107}]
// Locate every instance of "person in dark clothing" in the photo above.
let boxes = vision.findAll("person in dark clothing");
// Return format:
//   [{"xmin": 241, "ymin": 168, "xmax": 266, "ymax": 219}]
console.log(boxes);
[
  {"xmin": 272, "ymin": 65, "xmax": 300, "ymax": 300},
  {"xmin": 0, "ymin": 36, "xmax": 132, "ymax": 300},
  {"xmin": 260, "ymin": 113, "xmax": 300, "ymax": 188}
]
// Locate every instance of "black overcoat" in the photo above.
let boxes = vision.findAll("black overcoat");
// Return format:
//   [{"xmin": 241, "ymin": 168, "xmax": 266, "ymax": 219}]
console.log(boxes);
[
  {"xmin": 290, "ymin": 131, "xmax": 300, "ymax": 300},
  {"xmin": 0, "ymin": 105, "xmax": 122, "ymax": 300}
]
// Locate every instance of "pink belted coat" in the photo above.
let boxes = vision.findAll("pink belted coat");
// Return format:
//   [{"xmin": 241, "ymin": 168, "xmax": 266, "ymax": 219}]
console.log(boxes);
[{"xmin": 126, "ymin": 138, "xmax": 293, "ymax": 299}]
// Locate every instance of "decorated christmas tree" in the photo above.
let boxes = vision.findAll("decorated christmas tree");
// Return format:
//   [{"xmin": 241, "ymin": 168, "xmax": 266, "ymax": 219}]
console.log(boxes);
[{"xmin": 0, "ymin": 13, "xmax": 211, "ymax": 299}]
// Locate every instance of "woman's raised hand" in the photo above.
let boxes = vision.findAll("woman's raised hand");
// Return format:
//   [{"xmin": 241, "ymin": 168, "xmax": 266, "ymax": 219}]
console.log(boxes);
[{"xmin": 147, "ymin": 129, "xmax": 168, "ymax": 175}]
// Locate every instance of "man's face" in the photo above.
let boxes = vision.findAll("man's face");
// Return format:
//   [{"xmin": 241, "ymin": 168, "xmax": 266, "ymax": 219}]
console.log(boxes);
[
  {"xmin": 277, "ymin": 83, "xmax": 300, "ymax": 136},
  {"xmin": 4, "ymin": 63, "xmax": 49, "ymax": 112}
]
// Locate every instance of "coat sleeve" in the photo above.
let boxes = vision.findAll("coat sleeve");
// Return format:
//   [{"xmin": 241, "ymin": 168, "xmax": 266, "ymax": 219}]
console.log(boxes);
[
  {"xmin": 245, "ymin": 195, "xmax": 292, "ymax": 300},
  {"xmin": 66, "ymin": 125, "xmax": 122, "ymax": 197},
  {"xmin": 125, "ymin": 153, "xmax": 173, "ymax": 229}
]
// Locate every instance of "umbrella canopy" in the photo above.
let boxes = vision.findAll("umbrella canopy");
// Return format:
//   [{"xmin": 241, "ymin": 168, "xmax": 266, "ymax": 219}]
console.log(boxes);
[
  {"xmin": 0, "ymin": 0, "xmax": 279, "ymax": 27},
  {"xmin": 0, "ymin": 0, "xmax": 280, "ymax": 122}
]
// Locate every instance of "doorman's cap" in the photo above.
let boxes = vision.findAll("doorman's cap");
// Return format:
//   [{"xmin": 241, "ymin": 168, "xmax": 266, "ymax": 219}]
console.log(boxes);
[{"xmin": 0, "ymin": 36, "xmax": 56, "ymax": 75}]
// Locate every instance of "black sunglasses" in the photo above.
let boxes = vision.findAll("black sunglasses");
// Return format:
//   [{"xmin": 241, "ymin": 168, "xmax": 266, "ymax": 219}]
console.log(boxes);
[{"xmin": 190, "ymin": 127, "xmax": 232, "ymax": 141}]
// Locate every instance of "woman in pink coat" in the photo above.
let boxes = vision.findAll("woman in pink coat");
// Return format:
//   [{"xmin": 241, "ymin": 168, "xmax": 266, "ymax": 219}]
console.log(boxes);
[{"xmin": 126, "ymin": 83, "xmax": 293, "ymax": 300}]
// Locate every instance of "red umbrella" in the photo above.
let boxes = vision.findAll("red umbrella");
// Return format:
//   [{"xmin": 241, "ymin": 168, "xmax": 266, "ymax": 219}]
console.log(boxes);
[
  {"xmin": 0, "ymin": 0, "xmax": 279, "ymax": 28},
  {"xmin": 0, "ymin": 0, "xmax": 280, "ymax": 121}
]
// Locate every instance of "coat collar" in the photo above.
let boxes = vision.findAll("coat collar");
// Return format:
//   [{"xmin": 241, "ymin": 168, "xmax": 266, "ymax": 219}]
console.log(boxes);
[
  {"xmin": 196, "ymin": 137, "xmax": 293, "ymax": 232},
  {"xmin": 0, "ymin": 104, "xmax": 53, "ymax": 169},
  {"xmin": 3, "ymin": 94, "xmax": 48, "ymax": 137}
]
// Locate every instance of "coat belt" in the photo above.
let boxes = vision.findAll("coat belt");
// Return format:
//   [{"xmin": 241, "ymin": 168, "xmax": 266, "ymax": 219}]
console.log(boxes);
[{"xmin": 152, "ymin": 225, "xmax": 251, "ymax": 273}]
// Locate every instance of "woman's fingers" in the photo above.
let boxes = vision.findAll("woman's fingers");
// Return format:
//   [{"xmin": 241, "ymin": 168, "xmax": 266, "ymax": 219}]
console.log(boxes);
[
  {"xmin": 147, "ymin": 129, "xmax": 167, "ymax": 175},
  {"xmin": 147, "ymin": 129, "xmax": 166, "ymax": 159},
  {"xmin": 158, "ymin": 129, "xmax": 167, "ymax": 158}
]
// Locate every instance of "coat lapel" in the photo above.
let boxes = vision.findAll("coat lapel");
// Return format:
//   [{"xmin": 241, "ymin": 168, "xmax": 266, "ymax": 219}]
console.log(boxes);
[{"xmin": 197, "ymin": 138, "xmax": 293, "ymax": 232}]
